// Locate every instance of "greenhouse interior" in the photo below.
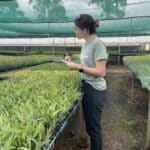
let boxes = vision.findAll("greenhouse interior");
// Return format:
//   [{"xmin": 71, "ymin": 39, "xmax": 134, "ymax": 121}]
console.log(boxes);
[{"xmin": 0, "ymin": 0, "xmax": 150, "ymax": 150}]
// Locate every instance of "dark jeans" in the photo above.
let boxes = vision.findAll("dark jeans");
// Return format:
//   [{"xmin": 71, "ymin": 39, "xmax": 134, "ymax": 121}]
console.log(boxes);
[{"xmin": 81, "ymin": 80, "xmax": 107, "ymax": 150}]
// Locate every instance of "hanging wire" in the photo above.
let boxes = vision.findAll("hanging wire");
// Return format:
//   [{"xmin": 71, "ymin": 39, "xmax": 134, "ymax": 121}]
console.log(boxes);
[{"xmin": 127, "ymin": 0, "xmax": 150, "ymax": 5}]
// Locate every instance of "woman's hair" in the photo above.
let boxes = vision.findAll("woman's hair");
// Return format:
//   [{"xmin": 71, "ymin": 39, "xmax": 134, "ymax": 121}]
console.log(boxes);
[{"xmin": 74, "ymin": 14, "xmax": 99, "ymax": 34}]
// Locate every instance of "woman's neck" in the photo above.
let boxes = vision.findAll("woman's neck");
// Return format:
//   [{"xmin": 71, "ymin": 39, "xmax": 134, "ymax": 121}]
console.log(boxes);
[{"xmin": 84, "ymin": 34, "xmax": 96, "ymax": 43}]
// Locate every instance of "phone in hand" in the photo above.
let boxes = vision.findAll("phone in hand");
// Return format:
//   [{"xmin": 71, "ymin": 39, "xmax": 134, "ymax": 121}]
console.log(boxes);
[{"xmin": 62, "ymin": 59, "xmax": 67, "ymax": 64}]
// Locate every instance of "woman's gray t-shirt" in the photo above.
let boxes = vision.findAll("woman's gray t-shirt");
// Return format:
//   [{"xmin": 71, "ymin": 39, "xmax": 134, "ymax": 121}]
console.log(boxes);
[{"xmin": 80, "ymin": 37, "xmax": 108, "ymax": 90}]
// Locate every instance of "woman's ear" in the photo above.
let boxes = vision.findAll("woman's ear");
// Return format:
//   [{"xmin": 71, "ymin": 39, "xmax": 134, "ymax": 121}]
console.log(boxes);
[{"xmin": 83, "ymin": 29, "xmax": 87, "ymax": 34}]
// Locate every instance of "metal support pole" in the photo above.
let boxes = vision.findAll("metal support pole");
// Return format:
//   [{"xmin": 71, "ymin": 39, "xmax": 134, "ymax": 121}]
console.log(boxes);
[
  {"xmin": 118, "ymin": 44, "xmax": 120, "ymax": 65},
  {"xmin": 125, "ymin": 67, "xmax": 129, "ymax": 90},
  {"xmin": 145, "ymin": 91, "xmax": 150, "ymax": 150},
  {"xmin": 52, "ymin": 35, "xmax": 55, "ymax": 56},
  {"xmin": 23, "ymin": 45, "xmax": 26, "ymax": 54},
  {"xmin": 131, "ymin": 72, "xmax": 134, "ymax": 100},
  {"xmin": 64, "ymin": 38, "xmax": 68, "ymax": 56}
]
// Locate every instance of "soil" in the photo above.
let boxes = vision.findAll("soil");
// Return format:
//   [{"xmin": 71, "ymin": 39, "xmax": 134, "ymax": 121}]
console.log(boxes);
[{"xmin": 52, "ymin": 65, "xmax": 148, "ymax": 150}]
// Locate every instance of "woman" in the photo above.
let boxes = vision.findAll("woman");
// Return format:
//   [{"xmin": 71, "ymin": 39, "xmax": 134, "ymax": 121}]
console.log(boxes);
[{"xmin": 65, "ymin": 14, "xmax": 108, "ymax": 150}]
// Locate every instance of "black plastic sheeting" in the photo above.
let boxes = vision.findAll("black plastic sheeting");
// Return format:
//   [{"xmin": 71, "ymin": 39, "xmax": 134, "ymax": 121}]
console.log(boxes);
[{"xmin": 46, "ymin": 97, "xmax": 82, "ymax": 150}]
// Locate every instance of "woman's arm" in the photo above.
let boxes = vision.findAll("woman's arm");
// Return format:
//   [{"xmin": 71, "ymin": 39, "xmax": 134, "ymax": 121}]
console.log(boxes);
[{"xmin": 66, "ymin": 60, "xmax": 107, "ymax": 77}]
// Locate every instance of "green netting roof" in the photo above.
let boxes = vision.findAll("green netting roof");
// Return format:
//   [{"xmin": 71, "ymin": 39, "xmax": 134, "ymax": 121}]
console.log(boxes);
[{"xmin": 0, "ymin": 0, "xmax": 150, "ymax": 37}]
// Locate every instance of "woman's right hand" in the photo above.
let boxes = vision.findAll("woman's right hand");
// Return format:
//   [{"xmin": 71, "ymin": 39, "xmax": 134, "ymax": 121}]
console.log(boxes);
[{"xmin": 64, "ymin": 56, "xmax": 71, "ymax": 62}]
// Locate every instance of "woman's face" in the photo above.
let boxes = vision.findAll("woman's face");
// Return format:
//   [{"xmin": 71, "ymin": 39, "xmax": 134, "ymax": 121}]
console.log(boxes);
[{"xmin": 74, "ymin": 25, "xmax": 85, "ymax": 39}]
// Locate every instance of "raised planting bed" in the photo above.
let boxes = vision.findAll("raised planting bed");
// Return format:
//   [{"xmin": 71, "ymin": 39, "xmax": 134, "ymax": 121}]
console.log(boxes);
[
  {"xmin": 123, "ymin": 55, "xmax": 150, "ymax": 149},
  {"xmin": 0, "ymin": 55, "xmax": 54, "ymax": 72},
  {"xmin": 0, "ymin": 67, "xmax": 81, "ymax": 149}
]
